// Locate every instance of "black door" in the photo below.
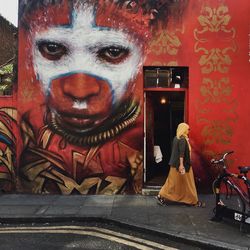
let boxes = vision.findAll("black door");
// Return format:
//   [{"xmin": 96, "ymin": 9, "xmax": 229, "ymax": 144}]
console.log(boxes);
[{"xmin": 145, "ymin": 91, "xmax": 185, "ymax": 187}]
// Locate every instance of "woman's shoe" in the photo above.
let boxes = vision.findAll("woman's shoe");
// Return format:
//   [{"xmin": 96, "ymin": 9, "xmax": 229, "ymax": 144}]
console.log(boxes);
[
  {"xmin": 155, "ymin": 195, "xmax": 167, "ymax": 206},
  {"xmin": 194, "ymin": 201, "xmax": 205, "ymax": 208}
]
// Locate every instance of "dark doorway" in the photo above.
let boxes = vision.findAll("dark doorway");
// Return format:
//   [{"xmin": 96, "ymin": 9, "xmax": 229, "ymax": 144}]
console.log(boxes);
[{"xmin": 145, "ymin": 91, "xmax": 185, "ymax": 187}]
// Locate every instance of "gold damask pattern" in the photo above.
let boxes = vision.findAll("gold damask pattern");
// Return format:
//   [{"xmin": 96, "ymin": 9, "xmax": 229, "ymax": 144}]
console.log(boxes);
[
  {"xmin": 149, "ymin": 29, "xmax": 182, "ymax": 56},
  {"xmin": 194, "ymin": 6, "xmax": 236, "ymax": 34},
  {"xmin": 194, "ymin": 6, "xmax": 236, "ymax": 74},
  {"xmin": 149, "ymin": 27, "xmax": 183, "ymax": 66},
  {"xmin": 150, "ymin": 61, "xmax": 178, "ymax": 66},
  {"xmin": 201, "ymin": 120, "xmax": 233, "ymax": 145},
  {"xmin": 194, "ymin": 4, "xmax": 237, "ymax": 148},
  {"xmin": 196, "ymin": 47, "xmax": 236, "ymax": 74},
  {"xmin": 200, "ymin": 77, "xmax": 232, "ymax": 103}
]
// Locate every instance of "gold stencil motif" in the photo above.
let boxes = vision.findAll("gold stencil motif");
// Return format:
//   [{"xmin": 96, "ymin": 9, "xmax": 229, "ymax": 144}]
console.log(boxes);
[
  {"xmin": 150, "ymin": 61, "xmax": 178, "ymax": 66},
  {"xmin": 149, "ymin": 29, "xmax": 182, "ymax": 56},
  {"xmin": 201, "ymin": 120, "xmax": 233, "ymax": 145},
  {"xmin": 194, "ymin": 4, "xmax": 237, "ymax": 146},
  {"xmin": 194, "ymin": 6, "xmax": 236, "ymax": 34},
  {"xmin": 200, "ymin": 77, "xmax": 232, "ymax": 103},
  {"xmin": 196, "ymin": 47, "xmax": 236, "ymax": 74},
  {"xmin": 194, "ymin": 5, "xmax": 236, "ymax": 74}
]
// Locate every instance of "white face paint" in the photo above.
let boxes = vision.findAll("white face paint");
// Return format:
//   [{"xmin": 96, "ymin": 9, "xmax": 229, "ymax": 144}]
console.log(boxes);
[
  {"xmin": 32, "ymin": 4, "xmax": 144, "ymax": 105},
  {"xmin": 72, "ymin": 100, "xmax": 87, "ymax": 109}
]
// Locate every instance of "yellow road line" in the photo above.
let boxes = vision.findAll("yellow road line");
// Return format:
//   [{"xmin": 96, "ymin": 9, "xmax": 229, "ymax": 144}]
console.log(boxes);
[{"xmin": 0, "ymin": 225, "xmax": 178, "ymax": 250}]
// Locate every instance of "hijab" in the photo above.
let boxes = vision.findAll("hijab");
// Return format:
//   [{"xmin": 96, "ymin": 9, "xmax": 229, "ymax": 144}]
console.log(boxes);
[
  {"xmin": 176, "ymin": 122, "xmax": 191, "ymax": 153},
  {"xmin": 176, "ymin": 122, "xmax": 189, "ymax": 139}
]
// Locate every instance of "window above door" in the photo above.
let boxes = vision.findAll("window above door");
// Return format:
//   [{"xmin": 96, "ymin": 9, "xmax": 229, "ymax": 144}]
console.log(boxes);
[{"xmin": 143, "ymin": 66, "xmax": 189, "ymax": 89}]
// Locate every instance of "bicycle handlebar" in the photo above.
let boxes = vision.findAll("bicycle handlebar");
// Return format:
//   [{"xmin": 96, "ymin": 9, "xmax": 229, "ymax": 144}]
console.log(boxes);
[
  {"xmin": 211, "ymin": 151, "xmax": 234, "ymax": 164},
  {"xmin": 211, "ymin": 151, "xmax": 250, "ymax": 187}
]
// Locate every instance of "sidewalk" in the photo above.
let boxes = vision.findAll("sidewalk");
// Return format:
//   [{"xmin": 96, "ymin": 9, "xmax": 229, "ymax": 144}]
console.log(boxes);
[{"xmin": 0, "ymin": 194, "xmax": 249, "ymax": 249}]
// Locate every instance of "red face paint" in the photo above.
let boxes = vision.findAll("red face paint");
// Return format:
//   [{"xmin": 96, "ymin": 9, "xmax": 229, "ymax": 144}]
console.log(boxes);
[{"xmin": 48, "ymin": 73, "xmax": 113, "ymax": 132}]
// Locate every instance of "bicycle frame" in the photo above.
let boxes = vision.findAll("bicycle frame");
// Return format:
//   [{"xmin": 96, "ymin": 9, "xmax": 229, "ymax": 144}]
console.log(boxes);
[
  {"xmin": 211, "ymin": 151, "xmax": 250, "ymax": 231},
  {"xmin": 239, "ymin": 166, "xmax": 250, "ymax": 199}
]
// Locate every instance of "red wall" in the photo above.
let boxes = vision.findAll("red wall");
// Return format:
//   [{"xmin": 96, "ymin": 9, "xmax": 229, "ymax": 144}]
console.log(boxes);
[
  {"xmin": 0, "ymin": 0, "xmax": 248, "ymax": 194},
  {"xmin": 145, "ymin": 0, "xmax": 250, "ymax": 190}
]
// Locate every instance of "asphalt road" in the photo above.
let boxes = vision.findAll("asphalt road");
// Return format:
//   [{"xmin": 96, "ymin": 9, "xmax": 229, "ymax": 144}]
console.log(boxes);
[{"xmin": 0, "ymin": 222, "xmax": 204, "ymax": 250}]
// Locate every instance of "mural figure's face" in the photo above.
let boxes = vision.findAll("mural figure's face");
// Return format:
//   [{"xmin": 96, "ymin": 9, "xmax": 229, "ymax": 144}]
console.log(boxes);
[{"xmin": 31, "ymin": 3, "xmax": 145, "ymax": 133}]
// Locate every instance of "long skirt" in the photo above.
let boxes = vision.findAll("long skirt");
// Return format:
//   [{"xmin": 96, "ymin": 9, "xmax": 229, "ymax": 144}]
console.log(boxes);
[{"xmin": 159, "ymin": 166, "xmax": 198, "ymax": 205}]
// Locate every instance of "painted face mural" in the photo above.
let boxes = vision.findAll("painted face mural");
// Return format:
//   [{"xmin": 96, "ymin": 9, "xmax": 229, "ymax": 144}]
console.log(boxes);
[
  {"xmin": 33, "ymin": 5, "xmax": 143, "ymax": 143},
  {"xmin": 16, "ymin": 0, "xmax": 184, "ymax": 194},
  {"xmin": 2, "ymin": 0, "xmax": 249, "ymax": 194}
]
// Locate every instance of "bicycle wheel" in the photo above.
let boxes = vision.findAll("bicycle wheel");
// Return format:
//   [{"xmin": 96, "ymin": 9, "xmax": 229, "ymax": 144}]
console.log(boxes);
[{"xmin": 219, "ymin": 180, "xmax": 245, "ymax": 212}]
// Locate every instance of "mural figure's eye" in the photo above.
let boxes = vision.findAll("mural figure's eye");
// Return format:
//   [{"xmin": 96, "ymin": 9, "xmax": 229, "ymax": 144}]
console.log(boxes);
[
  {"xmin": 97, "ymin": 46, "xmax": 129, "ymax": 64},
  {"xmin": 37, "ymin": 41, "xmax": 67, "ymax": 61},
  {"xmin": 124, "ymin": 0, "xmax": 139, "ymax": 13}
]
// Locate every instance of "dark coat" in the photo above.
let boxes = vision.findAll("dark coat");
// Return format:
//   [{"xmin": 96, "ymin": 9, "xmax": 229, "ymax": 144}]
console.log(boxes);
[{"xmin": 168, "ymin": 136, "xmax": 191, "ymax": 172}]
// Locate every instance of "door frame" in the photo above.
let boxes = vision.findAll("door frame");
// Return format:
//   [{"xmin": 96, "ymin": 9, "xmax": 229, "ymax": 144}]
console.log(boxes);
[{"xmin": 143, "ymin": 88, "xmax": 188, "ymax": 185}]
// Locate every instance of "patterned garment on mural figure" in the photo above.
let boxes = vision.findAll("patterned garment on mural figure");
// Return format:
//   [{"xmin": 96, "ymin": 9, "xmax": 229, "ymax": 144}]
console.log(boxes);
[
  {"xmin": 0, "ymin": 108, "xmax": 17, "ymax": 192},
  {"xmin": 19, "ymin": 120, "xmax": 143, "ymax": 194}
]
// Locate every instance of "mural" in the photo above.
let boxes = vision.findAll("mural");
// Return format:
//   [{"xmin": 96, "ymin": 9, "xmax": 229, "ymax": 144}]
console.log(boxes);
[
  {"xmin": 16, "ymin": 0, "xmax": 187, "ymax": 194},
  {"xmin": 0, "ymin": 107, "xmax": 16, "ymax": 192}
]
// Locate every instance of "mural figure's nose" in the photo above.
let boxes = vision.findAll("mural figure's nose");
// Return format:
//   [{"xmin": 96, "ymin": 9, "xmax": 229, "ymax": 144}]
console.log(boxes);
[{"xmin": 62, "ymin": 73, "xmax": 100, "ymax": 100}]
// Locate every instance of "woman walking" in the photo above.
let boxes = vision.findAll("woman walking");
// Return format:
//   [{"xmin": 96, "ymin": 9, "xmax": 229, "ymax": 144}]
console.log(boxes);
[{"xmin": 156, "ymin": 122, "xmax": 204, "ymax": 207}]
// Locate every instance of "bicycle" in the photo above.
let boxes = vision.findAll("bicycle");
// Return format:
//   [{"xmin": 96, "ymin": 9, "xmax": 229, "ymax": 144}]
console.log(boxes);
[{"xmin": 211, "ymin": 151, "xmax": 250, "ymax": 232}]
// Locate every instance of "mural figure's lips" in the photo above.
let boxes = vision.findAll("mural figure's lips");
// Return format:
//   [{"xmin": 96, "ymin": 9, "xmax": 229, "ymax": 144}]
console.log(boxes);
[
  {"xmin": 61, "ymin": 116, "xmax": 95, "ymax": 128},
  {"xmin": 53, "ymin": 111, "xmax": 106, "ymax": 131}
]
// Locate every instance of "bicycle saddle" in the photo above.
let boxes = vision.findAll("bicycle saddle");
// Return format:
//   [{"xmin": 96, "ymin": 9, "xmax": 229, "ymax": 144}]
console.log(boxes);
[{"xmin": 238, "ymin": 166, "xmax": 250, "ymax": 174}]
